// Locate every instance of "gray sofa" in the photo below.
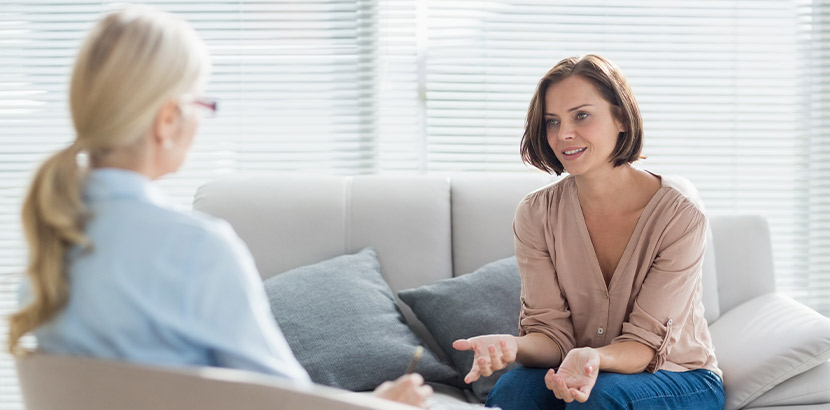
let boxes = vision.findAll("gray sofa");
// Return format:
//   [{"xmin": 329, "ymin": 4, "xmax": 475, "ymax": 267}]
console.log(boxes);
[{"xmin": 190, "ymin": 173, "xmax": 830, "ymax": 410}]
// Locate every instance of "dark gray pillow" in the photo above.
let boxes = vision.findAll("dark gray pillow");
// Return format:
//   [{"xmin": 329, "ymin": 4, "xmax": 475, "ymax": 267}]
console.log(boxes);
[
  {"xmin": 398, "ymin": 256, "xmax": 521, "ymax": 402},
  {"xmin": 262, "ymin": 247, "xmax": 456, "ymax": 391}
]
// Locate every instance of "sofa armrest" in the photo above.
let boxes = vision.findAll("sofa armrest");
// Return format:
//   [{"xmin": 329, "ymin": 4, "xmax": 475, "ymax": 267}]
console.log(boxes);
[{"xmin": 709, "ymin": 293, "xmax": 830, "ymax": 410}]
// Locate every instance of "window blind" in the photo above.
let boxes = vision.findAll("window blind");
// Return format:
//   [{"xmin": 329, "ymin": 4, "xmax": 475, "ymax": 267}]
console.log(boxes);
[
  {"xmin": 0, "ymin": 1, "xmax": 381, "ymax": 408},
  {"xmin": 421, "ymin": 1, "xmax": 813, "ymax": 307},
  {"xmin": 802, "ymin": 0, "xmax": 830, "ymax": 314},
  {"xmin": 2, "ymin": 1, "xmax": 828, "ymax": 409}
]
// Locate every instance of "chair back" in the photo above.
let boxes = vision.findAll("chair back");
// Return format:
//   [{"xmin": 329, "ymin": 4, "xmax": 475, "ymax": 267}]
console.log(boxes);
[{"xmin": 15, "ymin": 353, "xmax": 415, "ymax": 410}]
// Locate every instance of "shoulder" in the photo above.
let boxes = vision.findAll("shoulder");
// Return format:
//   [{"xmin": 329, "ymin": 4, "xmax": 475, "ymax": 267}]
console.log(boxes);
[
  {"xmin": 94, "ymin": 201, "xmax": 247, "ymax": 268},
  {"xmin": 657, "ymin": 174, "xmax": 706, "ymax": 220},
  {"xmin": 660, "ymin": 175, "xmax": 704, "ymax": 209},
  {"xmin": 146, "ymin": 205, "xmax": 241, "ymax": 249},
  {"xmin": 651, "ymin": 174, "xmax": 708, "ymax": 239},
  {"xmin": 175, "ymin": 210, "xmax": 250, "ymax": 266},
  {"xmin": 516, "ymin": 175, "xmax": 573, "ymax": 218},
  {"xmin": 150, "ymin": 209, "xmax": 259, "ymax": 290}
]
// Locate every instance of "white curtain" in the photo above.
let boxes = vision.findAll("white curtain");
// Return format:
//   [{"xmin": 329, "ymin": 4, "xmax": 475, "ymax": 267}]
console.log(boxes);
[{"xmin": 0, "ymin": 1, "xmax": 826, "ymax": 408}]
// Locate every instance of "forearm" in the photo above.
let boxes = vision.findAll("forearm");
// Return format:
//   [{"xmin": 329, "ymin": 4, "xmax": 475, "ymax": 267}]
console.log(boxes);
[
  {"xmin": 515, "ymin": 333, "xmax": 563, "ymax": 368},
  {"xmin": 595, "ymin": 341, "xmax": 655, "ymax": 373}
]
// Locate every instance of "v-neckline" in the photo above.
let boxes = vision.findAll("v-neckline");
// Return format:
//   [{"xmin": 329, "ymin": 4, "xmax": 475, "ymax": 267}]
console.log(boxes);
[{"xmin": 569, "ymin": 175, "xmax": 666, "ymax": 293}]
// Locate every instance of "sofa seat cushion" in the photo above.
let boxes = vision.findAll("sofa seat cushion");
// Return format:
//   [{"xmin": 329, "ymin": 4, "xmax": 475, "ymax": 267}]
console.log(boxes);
[
  {"xmin": 399, "ymin": 256, "xmax": 521, "ymax": 402},
  {"xmin": 709, "ymin": 293, "xmax": 830, "ymax": 410},
  {"xmin": 263, "ymin": 247, "xmax": 456, "ymax": 391}
]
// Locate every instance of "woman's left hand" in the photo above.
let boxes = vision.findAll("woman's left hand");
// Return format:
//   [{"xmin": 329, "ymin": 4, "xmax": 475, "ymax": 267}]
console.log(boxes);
[{"xmin": 545, "ymin": 347, "xmax": 600, "ymax": 403}]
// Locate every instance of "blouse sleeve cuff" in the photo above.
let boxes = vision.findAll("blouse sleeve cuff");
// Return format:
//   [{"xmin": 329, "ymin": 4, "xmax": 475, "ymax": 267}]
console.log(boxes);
[{"xmin": 613, "ymin": 319, "xmax": 675, "ymax": 373}]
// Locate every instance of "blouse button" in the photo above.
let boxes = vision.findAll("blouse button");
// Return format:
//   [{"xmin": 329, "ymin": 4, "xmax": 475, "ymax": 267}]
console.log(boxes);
[{"xmin": 597, "ymin": 327, "xmax": 604, "ymax": 335}]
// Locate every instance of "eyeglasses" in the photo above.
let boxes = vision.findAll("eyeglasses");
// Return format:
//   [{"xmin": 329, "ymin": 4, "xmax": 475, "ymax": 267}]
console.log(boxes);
[
  {"xmin": 193, "ymin": 98, "xmax": 218, "ymax": 117},
  {"xmin": 180, "ymin": 95, "xmax": 218, "ymax": 118}
]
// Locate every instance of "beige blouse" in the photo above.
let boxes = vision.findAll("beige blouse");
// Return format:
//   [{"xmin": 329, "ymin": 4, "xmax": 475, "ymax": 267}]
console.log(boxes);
[{"xmin": 514, "ymin": 174, "xmax": 721, "ymax": 378}]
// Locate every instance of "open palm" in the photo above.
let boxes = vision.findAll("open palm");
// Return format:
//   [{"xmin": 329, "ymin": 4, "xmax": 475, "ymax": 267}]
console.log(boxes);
[{"xmin": 545, "ymin": 347, "xmax": 600, "ymax": 403}]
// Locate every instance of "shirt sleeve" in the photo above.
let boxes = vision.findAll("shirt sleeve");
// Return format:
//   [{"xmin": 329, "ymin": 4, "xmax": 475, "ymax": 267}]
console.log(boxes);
[
  {"xmin": 514, "ymin": 192, "xmax": 576, "ymax": 361},
  {"xmin": 611, "ymin": 198, "xmax": 707, "ymax": 372},
  {"xmin": 183, "ymin": 220, "xmax": 312, "ymax": 385}
]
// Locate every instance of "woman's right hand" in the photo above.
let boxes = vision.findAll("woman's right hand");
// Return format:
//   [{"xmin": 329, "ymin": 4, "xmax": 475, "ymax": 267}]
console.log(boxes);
[
  {"xmin": 452, "ymin": 334, "xmax": 518, "ymax": 383},
  {"xmin": 373, "ymin": 373, "xmax": 433, "ymax": 408}
]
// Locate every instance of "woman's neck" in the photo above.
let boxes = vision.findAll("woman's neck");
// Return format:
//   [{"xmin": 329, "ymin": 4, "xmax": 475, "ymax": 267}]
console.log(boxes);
[{"xmin": 574, "ymin": 164, "xmax": 651, "ymax": 215}]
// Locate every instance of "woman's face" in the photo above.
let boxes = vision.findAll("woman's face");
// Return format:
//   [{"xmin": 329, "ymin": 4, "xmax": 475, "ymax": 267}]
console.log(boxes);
[{"xmin": 544, "ymin": 75, "xmax": 625, "ymax": 177}]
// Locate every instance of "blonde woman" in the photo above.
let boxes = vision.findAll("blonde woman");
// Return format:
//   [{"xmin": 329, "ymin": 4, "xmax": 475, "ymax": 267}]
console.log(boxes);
[{"xmin": 8, "ymin": 6, "xmax": 431, "ymax": 408}]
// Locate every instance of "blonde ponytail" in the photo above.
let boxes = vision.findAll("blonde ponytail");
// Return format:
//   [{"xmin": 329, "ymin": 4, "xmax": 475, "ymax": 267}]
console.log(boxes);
[{"xmin": 9, "ymin": 145, "xmax": 89, "ymax": 354}]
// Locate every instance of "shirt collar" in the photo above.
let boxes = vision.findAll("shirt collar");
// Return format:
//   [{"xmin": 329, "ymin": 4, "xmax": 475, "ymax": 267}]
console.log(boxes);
[{"xmin": 84, "ymin": 168, "xmax": 171, "ymax": 207}]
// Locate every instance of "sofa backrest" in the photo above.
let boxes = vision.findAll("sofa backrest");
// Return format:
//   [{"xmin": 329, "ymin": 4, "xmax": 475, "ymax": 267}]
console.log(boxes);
[
  {"xmin": 194, "ymin": 174, "xmax": 454, "ymax": 293},
  {"xmin": 194, "ymin": 173, "xmax": 777, "ymax": 325},
  {"xmin": 709, "ymin": 214, "xmax": 776, "ymax": 314}
]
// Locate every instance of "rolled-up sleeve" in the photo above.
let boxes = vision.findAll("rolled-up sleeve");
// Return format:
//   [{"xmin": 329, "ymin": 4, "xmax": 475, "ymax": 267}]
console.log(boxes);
[
  {"xmin": 514, "ymin": 193, "xmax": 575, "ymax": 361},
  {"xmin": 612, "ymin": 199, "xmax": 707, "ymax": 372}
]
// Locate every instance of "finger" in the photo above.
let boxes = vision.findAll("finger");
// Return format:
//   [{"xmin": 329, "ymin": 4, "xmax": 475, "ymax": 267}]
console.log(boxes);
[
  {"xmin": 375, "ymin": 380, "xmax": 393, "ymax": 394},
  {"xmin": 452, "ymin": 339, "xmax": 472, "ymax": 351},
  {"xmin": 477, "ymin": 355, "xmax": 493, "ymax": 377},
  {"xmin": 488, "ymin": 344, "xmax": 504, "ymax": 369},
  {"xmin": 415, "ymin": 384, "xmax": 433, "ymax": 408},
  {"xmin": 473, "ymin": 344, "xmax": 494, "ymax": 377},
  {"xmin": 544, "ymin": 369, "xmax": 566, "ymax": 400},
  {"xmin": 500, "ymin": 339, "xmax": 517, "ymax": 363},
  {"xmin": 464, "ymin": 364, "xmax": 481, "ymax": 384},
  {"xmin": 418, "ymin": 384, "xmax": 433, "ymax": 400},
  {"xmin": 552, "ymin": 373, "xmax": 573, "ymax": 402},
  {"xmin": 571, "ymin": 387, "xmax": 589, "ymax": 403},
  {"xmin": 581, "ymin": 383, "xmax": 594, "ymax": 396},
  {"xmin": 403, "ymin": 372, "xmax": 425, "ymax": 386},
  {"xmin": 399, "ymin": 384, "xmax": 429, "ymax": 409},
  {"xmin": 544, "ymin": 369, "xmax": 557, "ymax": 392}
]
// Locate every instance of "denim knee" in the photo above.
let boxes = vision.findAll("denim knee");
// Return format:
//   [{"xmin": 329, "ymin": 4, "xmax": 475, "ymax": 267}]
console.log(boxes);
[
  {"xmin": 567, "ymin": 370, "xmax": 724, "ymax": 410},
  {"xmin": 566, "ymin": 379, "xmax": 628, "ymax": 410},
  {"xmin": 486, "ymin": 366, "xmax": 559, "ymax": 410}
]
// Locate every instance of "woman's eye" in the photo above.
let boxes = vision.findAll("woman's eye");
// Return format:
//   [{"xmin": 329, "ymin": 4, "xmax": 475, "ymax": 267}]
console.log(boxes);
[
  {"xmin": 575, "ymin": 112, "xmax": 589, "ymax": 120},
  {"xmin": 547, "ymin": 119, "xmax": 560, "ymax": 127}
]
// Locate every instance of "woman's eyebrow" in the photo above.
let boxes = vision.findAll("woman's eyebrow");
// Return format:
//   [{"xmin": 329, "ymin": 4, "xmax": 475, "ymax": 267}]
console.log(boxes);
[{"xmin": 545, "ymin": 103, "xmax": 593, "ymax": 116}]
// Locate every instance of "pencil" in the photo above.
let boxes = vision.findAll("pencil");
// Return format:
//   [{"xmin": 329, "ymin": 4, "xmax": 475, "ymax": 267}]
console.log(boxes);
[{"xmin": 406, "ymin": 346, "xmax": 424, "ymax": 374}]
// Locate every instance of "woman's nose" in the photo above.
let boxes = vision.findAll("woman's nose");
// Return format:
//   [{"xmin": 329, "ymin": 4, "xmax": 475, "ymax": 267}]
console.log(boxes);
[{"xmin": 558, "ymin": 121, "xmax": 575, "ymax": 140}]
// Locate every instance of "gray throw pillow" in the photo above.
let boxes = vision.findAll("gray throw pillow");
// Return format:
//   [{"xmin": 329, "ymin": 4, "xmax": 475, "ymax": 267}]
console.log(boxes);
[
  {"xmin": 262, "ymin": 247, "xmax": 456, "ymax": 391},
  {"xmin": 398, "ymin": 256, "xmax": 521, "ymax": 402}
]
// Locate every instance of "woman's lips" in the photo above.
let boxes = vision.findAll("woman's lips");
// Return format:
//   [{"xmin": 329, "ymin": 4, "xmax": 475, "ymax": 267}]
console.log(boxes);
[{"xmin": 561, "ymin": 147, "xmax": 586, "ymax": 160}]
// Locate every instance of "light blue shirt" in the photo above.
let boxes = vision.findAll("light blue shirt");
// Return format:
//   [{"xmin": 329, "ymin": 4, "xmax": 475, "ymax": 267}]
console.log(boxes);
[{"xmin": 26, "ymin": 168, "xmax": 311, "ymax": 384}]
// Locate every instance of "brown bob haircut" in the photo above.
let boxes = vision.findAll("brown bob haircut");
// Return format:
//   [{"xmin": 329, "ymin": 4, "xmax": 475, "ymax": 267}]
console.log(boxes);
[{"xmin": 520, "ymin": 54, "xmax": 643, "ymax": 175}]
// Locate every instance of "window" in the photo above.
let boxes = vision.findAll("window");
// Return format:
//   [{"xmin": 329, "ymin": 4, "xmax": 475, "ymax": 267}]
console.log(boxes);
[{"xmin": 1, "ymin": 1, "xmax": 826, "ymax": 408}]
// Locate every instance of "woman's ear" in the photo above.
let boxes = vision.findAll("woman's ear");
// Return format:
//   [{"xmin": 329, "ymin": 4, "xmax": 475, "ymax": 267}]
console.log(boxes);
[{"xmin": 152, "ymin": 99, "xmax": 181, "ymax": 149}]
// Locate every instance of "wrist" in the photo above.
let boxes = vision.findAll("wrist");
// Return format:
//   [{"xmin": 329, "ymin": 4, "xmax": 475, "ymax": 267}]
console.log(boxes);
[{"xmin": 587, "ymin": 347, "xmax": 601, "ymax": 369}]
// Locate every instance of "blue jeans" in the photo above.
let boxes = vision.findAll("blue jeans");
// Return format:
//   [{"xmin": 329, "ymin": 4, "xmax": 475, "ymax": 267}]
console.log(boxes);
[{"xmin": 486, "ymin": 366, "xmax": 724, "ymax": 410}]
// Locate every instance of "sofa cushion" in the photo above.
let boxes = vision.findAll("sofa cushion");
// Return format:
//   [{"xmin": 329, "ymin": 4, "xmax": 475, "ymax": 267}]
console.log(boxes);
[
  {"xmin": 262, "ymin": 247, "xmax": 457, "ymax": 391},
  {"xmin": 398, "ymin": 256, "xmax": 521, "ymax": 402},
  {"xmin": 709, "ymin": 293, "xmax": 830, "ymax": 410},
  {"xmin": 744, "ymin": 361, "xmax": 830, "ymax": 408}
]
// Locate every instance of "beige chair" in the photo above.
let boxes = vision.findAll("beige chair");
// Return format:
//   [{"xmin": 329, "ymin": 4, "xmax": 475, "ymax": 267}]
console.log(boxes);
[{"xmin": 15, "ymin": 353, "xmax": 417, "ymax": 410}]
